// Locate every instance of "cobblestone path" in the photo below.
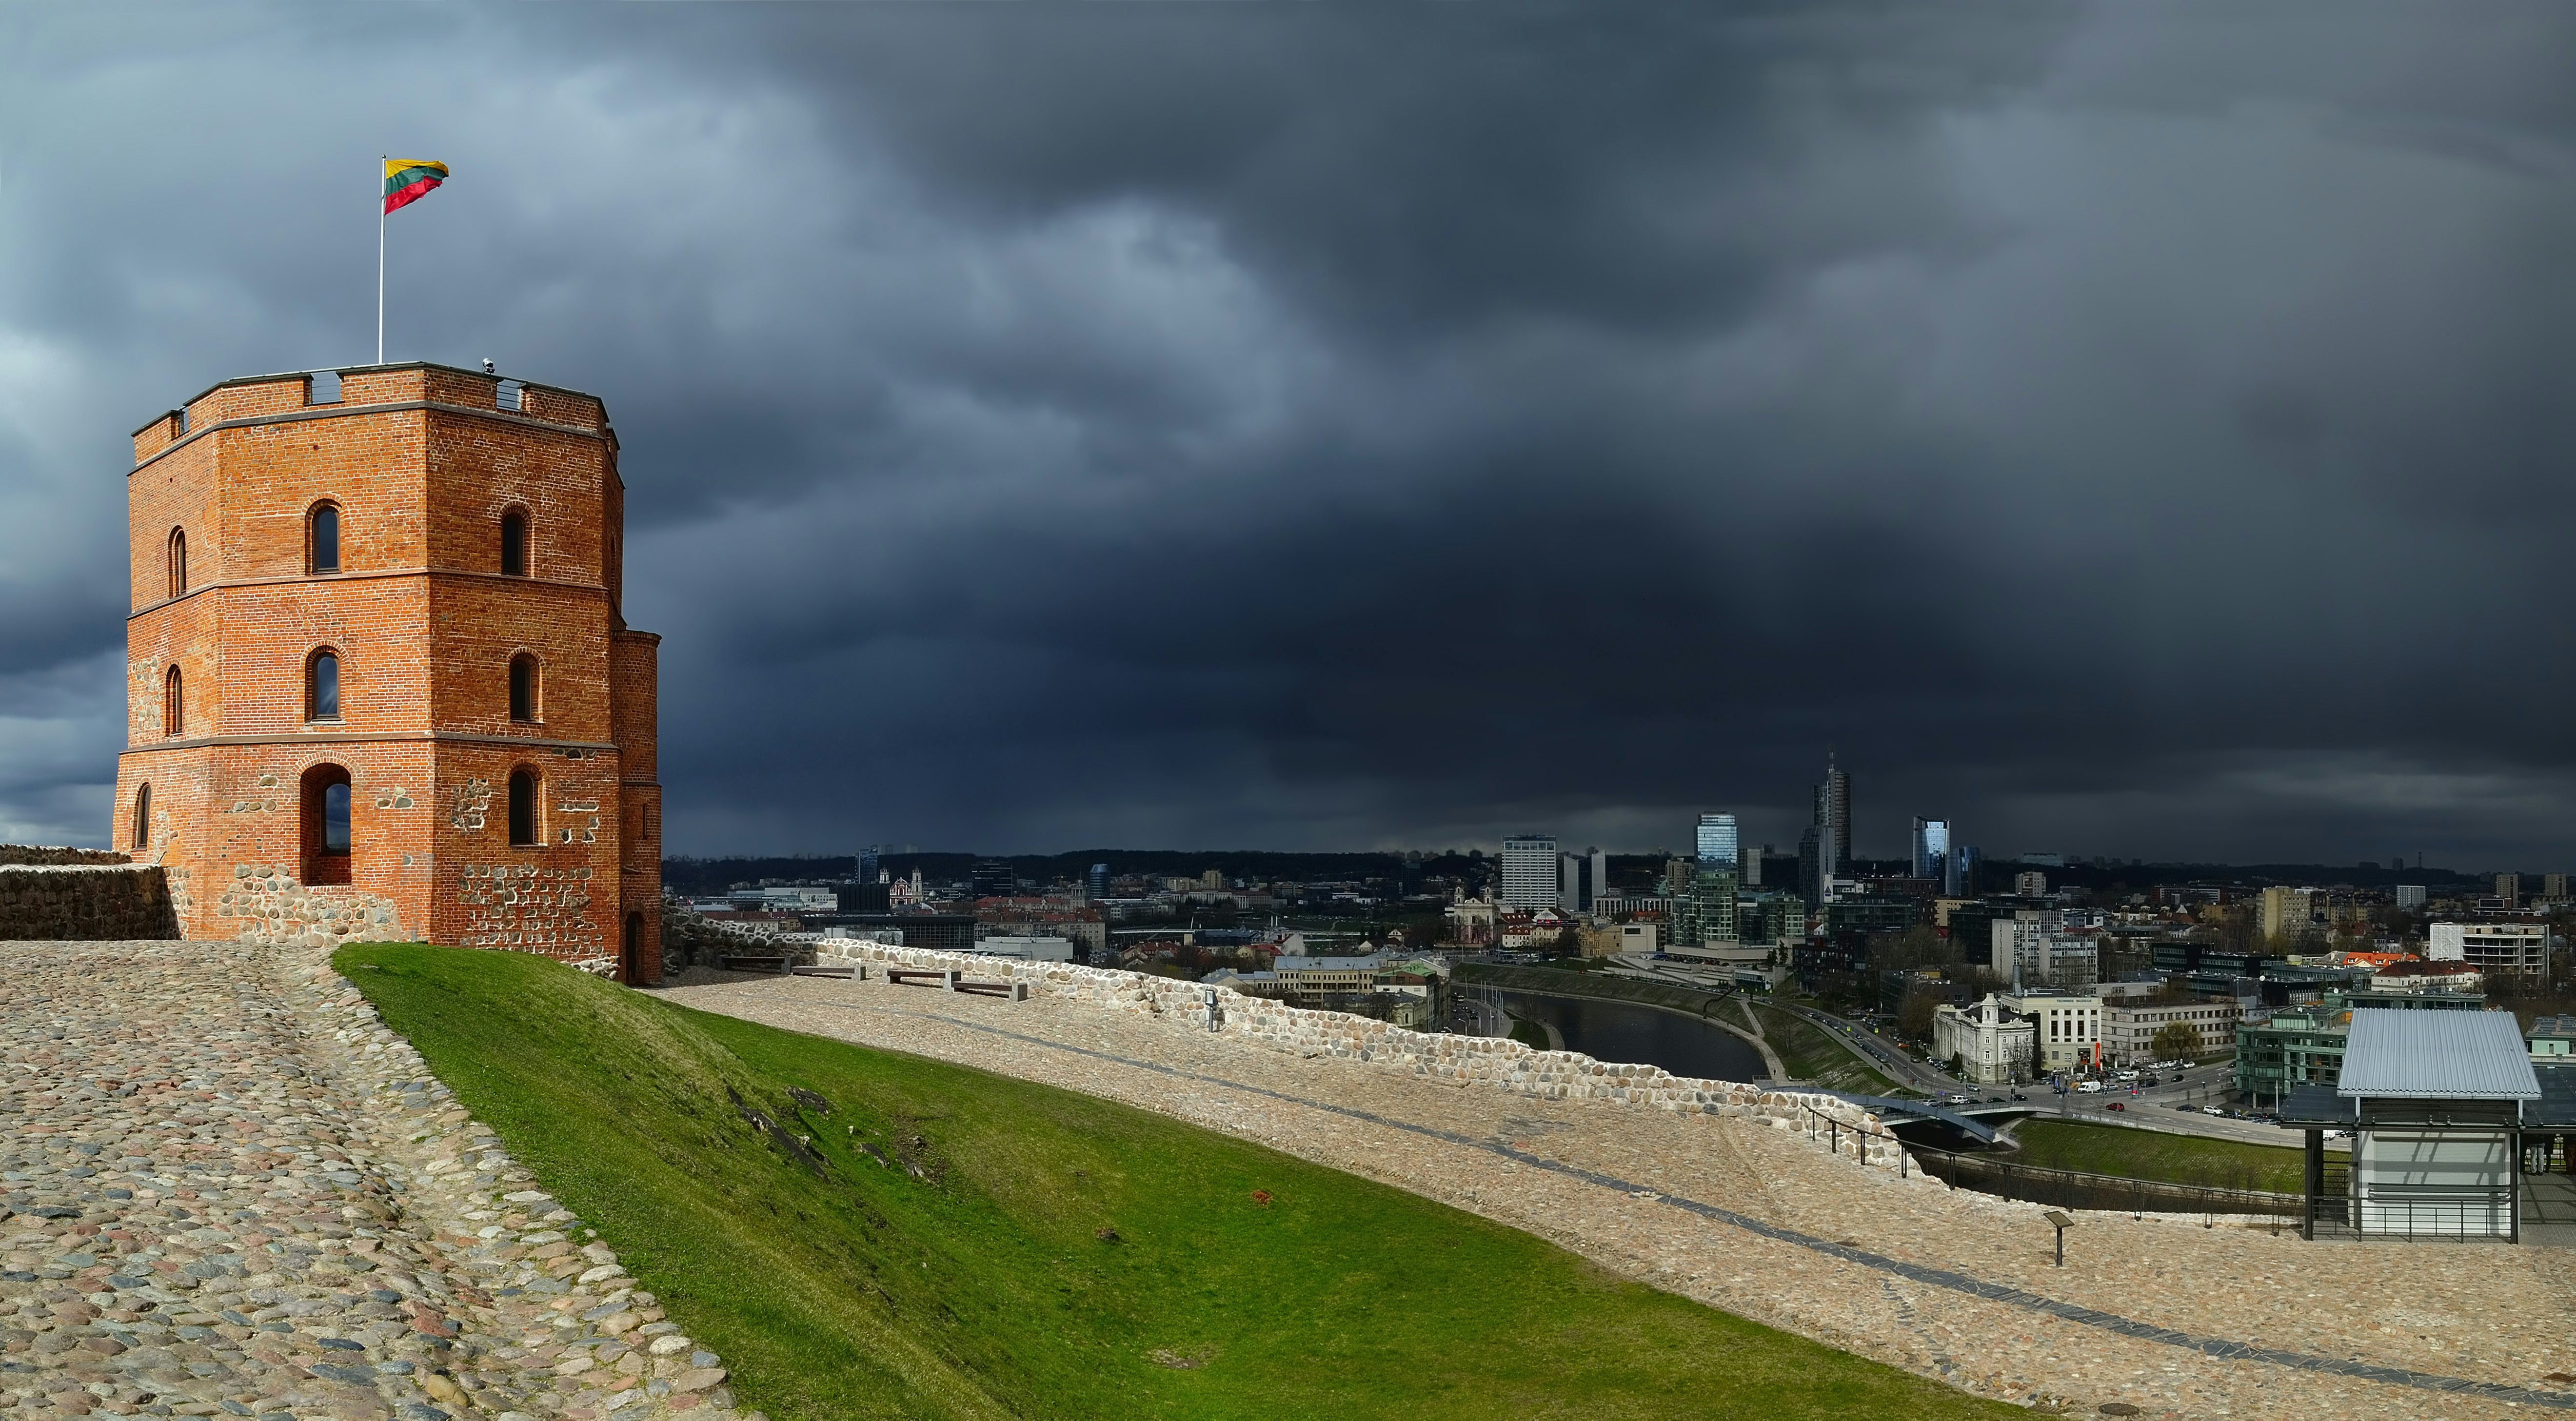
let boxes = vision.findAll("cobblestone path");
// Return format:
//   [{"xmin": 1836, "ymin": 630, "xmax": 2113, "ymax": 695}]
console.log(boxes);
[
  {"xmin": 668, "ymin": 972, "xmax": 2576, "ymax": 1421},
  {"xmin": 0, "ymin": 945, "xmax": 745, "ymax": 1421}
]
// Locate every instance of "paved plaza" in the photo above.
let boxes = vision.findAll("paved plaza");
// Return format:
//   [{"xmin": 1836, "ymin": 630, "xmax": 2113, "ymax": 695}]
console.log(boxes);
[{"xmin": 0, "ymin": 944, "xmax": 742, "ymax": 1421}]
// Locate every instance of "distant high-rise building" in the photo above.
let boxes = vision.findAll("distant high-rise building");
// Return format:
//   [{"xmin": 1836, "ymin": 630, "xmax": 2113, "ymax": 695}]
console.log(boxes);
[
  {"xmin": 1086, "ymin": 863, "xmax": 1109, "ymax": 901},
  {"xmin": 970, "ymin": 858, "xmax": 1018, "ymax": 899},
  {"xmin": 1743, "ymin": 844, "xmax": 1768, "ymax": 888},
  {"xmin": 1500, "ymin": 834, "xmax": 1560, "ymax": 912},
  {"xmin": 1955, "ymin": 846, "xmax": 1982, "ymax": 896},
  {"xmin": 2496, "ymin": 872, "xmax": 2521, "ymax": 908},
  {"xmin": 1557, "ymin": 849, "xmax": 1606, "ymax": 915},
  {"xmin": 2547, "ymin": 874, "xmax": 2569, "ymax": 901},
  {"xmin": 1817, "ymin": 753, "xmax": 1851, "ymax": 875},
  {"xmin": 858, "ymin": 845, "xmax": 880, "ymax": 887},
  {"xmin": 2014, "ymin": 869, "xmax": 2049, "ymax": 898},
  {"xmin": 1695, "ymin": 813, "xmax": 1739, "ymax": 871},
  {"xmin": 1797, "ymin": 826, "xmax": 1823, "ymax": 908},
  {"xmin": 2395, "ymin": 885, "xmax": 2427, "ymax": 909},
  {"xmin": 1911, "ymin": 818, "xmax": 1952, "ymax": 892},
  {"xmin": 2258, "ymin": 886, "xmax": 2315, "ymax": 940}
]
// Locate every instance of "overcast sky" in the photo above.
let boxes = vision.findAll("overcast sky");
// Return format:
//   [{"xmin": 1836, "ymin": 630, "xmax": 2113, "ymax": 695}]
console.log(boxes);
[{"xmin": 5, "ymin": 4, "xmax": 2576, "ymax": 866}]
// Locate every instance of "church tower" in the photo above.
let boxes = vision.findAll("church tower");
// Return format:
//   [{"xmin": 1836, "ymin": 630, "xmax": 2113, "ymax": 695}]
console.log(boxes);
[{"xmin": 114, "ymin": 363, "xmax": 663, "ymax": 982}]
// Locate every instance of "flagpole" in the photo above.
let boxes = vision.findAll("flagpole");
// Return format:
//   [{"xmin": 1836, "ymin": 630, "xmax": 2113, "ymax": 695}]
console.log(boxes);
[{"xmin": 376, "ymin": 156, "xmax": 386, "ymax": 365}]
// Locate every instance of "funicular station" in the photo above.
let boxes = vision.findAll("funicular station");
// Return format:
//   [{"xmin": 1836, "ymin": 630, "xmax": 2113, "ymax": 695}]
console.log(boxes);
[{"xmin": 2278, "ymin": 1008, "xmax": 2576, "ymax": 1243}]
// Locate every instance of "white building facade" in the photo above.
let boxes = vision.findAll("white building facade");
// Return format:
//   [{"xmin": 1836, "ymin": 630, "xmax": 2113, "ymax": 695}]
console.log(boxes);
[
  {"xmin": 2001, "ymin": 990, "xmax": 2101, "ymax": 1074},
  {"xmin": 1933, "ymin": 994, "xmax": 2037, "ymax": 1085}
]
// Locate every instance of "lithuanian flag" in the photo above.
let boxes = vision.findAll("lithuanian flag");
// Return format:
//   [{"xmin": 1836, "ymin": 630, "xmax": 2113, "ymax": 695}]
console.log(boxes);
[{"xmin": 382, "ymin": 159, "xmax": 449, "ymax": 215}]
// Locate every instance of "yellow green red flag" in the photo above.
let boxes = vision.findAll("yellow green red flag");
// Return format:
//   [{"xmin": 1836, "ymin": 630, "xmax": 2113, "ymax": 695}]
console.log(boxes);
[{"xmin": 382, "ymin": 159, "xmax": 448, "ymax": 215}]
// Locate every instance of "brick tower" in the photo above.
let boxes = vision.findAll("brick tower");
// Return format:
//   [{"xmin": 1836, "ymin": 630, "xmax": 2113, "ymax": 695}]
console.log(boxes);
[{"xmin": 114, "ymin": 363, "xmax": 663, "ymax": 982}]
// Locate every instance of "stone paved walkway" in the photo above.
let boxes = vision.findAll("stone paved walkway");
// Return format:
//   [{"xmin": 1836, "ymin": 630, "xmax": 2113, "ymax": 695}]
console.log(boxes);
[
  {"xmin": 0, "ymin": 944, "xmax": 745, "ymax": 1421},
  {"xmin": 667, "ymin": 972, "xmax": 2576, "ymax": 1421}
]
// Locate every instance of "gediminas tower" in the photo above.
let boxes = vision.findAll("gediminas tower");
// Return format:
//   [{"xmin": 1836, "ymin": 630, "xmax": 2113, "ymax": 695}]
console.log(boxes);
[{"xmin": 114, "ymin": 362, "xmax": 663, "ymax": 983}]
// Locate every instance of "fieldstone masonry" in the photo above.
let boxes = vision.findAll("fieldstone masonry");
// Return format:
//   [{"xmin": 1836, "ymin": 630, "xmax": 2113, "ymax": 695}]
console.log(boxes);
[
  {"xmin": 212, "ymin": 868, "xmax": 406, "ymax": 950},
  {"xmin": 0, "ymin": 940, "xmax": 747, "ymax": 1421},
  {"xmin": 0, "ymin": 850, "xmax": 179, "ymax": 944},
  {"xmin": 807, "ymin": 939, "xmax": 1910, "ymax": 1164}
]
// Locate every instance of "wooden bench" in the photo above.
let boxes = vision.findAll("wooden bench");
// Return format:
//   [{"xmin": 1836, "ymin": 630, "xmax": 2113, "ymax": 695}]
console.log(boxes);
[
  {"xmin": 790, "ymin": 964, "xmax": 861, "ymax": 979},
  {"xmin": 718, "ymin": 954, "xmax": 792, "ymax": 975},
  {"xmin": 884, "ymin": 967, "xmax": 1029, "ymax": 1001}
]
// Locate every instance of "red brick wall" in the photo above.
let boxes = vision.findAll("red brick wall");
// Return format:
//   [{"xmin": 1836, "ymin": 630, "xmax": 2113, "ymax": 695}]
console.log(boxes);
[{"xmin": 117, "ymin": 364, "xmax": 660, "ymax": 981}]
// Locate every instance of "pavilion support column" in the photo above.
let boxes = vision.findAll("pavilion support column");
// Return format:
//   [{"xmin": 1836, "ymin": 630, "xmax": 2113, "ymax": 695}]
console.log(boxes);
[{"xmin": 2302, "ymin": 1128, "xmax": 2322, "ymax": 1241}]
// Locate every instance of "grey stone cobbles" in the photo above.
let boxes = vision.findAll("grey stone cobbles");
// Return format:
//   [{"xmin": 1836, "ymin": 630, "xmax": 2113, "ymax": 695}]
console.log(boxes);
[{"xmin": 0, "ymin": 943, "xmax": 746, "ymax": 1421}]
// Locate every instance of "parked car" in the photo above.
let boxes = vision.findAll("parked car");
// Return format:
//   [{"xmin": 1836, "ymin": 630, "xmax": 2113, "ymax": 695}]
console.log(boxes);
[
  {"xmin": 2076, "ymin": 1080, "xmax": 2103, "ymax": 1094},
  {"xmin": 2201, "ymin": 1105, "xmax": 2225, "ymax": 1116},
  {"xmin": 2171, "ymin": 1103, "xmax": 2197, "ymax": 1112}
]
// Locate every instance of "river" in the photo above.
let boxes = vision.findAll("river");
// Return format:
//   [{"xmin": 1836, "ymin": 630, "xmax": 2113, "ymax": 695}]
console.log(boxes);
[{"xmin": 1490, "ymin": 988, "xmax": 1766, "ymax": 1084}]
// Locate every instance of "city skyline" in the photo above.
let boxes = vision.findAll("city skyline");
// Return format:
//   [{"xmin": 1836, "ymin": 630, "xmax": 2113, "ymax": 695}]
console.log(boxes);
[{"xmin": 8, "ymin": 8, "xmax": 2576, "ymax": 865}]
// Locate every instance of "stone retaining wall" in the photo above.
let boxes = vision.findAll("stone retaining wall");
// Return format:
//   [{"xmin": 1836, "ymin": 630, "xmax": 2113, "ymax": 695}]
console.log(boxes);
[
  {"xmin": 0, "ymin": 859, "xmax": 180, "ymax": 941},
  {"xmin": 810, "ymin": 940, "xmax": 1909, "ymax": 1170},
  {"xmin": 0, "ymin": 845, "xmax": 132, "ymax": 867}
]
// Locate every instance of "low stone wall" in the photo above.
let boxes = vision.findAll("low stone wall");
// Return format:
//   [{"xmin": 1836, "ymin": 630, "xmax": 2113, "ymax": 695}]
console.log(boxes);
[
  {"xmin": 0, "ymin": 862, "xmax": 180, "ymax": 940},
  {"xmin": 811, "ymin": 940, "xmax": 1909, "ymax": 1170},
  {"xmin": 0, "ymin": 844, "xmax": 131, "ymax": 867}
]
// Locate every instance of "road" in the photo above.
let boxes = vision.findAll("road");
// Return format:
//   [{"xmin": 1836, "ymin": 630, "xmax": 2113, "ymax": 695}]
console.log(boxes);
[
  {"xmin": 1765, "ymin": 999, "xmax": 1953, "ymax": 1093},
  {"xmin": 1772, "ymin": 1002, "xmax": 2305, "ymax": 1149}
]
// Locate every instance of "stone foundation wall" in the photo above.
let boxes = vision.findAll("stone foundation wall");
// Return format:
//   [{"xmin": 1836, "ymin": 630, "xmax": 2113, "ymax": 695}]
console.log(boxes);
[
  {"xmin": 0, "ymin": 861, "xmax": 180, "ymax": 940},
  {"xmin": 810, "ymin": 939, "xmax": 1909, "ymax": 1168},
  {"xmin": 211, "ymin": 862, "xmax": 408, "ymax": 947},
  {"xmin": 661, "ymin": 899, "xmax": 803, "ymax": 978}
]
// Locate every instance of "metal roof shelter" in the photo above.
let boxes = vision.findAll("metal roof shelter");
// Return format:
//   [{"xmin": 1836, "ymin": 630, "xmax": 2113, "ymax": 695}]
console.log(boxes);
[
  {"xmin": 2336, "ymin": 1009, "xmax": 2539, "ymax": 1100},
  {"xmin": 2279, "ymin": 1009, "xmax": 2554, "ymax": 1242}
]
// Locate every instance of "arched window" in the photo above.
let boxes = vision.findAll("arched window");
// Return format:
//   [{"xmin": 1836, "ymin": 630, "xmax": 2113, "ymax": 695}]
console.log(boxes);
[
  {"xmin": 308, "ymin": 502, "xmax": 340, "ymax": 574},
  {"xmin": 500, "ymin": 508, "xmax": 529, "ymax": 576},
  {"xmin": 307, "ymin": 649, "xmax": 341, "ymax": 722},
  {"xmin": 130, "ymin": 783, "xmax": 151, "ymax": 850},
  {"xmin": 508, "ymin": 653, "xmax": 538, "ymax": 723},
  {"xmin": 166, "ymin": 528, "xmax": 187, "ymax": 600},
  {"xmin": 507, "ymin": 768, "xmax": 538, "ymax": 846},
  {"xmin": 164, "ymin": 665, "xmax": 183, "ymax": 738},
  {"xmin": 299, "ymin": 763, "xmax": 353, "ymax": 885}
]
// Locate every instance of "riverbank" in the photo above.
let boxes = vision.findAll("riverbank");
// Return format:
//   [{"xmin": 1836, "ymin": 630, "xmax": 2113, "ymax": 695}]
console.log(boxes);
[{"xmin": 1459, "ymin": 963, "xmax": 1784, "ymax": 1079}]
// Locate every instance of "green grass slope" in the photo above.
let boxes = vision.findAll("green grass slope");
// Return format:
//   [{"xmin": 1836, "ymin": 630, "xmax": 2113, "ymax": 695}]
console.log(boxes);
[
  {"xmin": 340, "ymin": 945, "xmax": 2021, "ymax": 1421},
  {"xmin": 2010, "ymin": 1119, "xmax": 2306, "ymax": 1194}
]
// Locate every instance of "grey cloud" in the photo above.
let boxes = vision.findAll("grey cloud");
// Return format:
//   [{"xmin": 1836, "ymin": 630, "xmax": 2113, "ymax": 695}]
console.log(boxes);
[{"xmin": 4, "ymin": 3, "xmax": 2576, "ymax": 868}]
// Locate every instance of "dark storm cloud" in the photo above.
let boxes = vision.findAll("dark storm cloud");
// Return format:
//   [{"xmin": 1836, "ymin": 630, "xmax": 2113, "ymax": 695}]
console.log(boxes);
[{"xmin": 6, "ymin": 2, "xmax": 2576, "ymax": 867}]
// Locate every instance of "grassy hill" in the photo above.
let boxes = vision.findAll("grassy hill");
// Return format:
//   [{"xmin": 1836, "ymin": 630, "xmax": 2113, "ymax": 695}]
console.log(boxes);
[
  {"xmin": 340, "ymin": 944, "xmax": 2020, "ymax": 1421},
  {"xmin": 2008, "ymin": 1118, "xmax": 2307, "ymax": 1194}
]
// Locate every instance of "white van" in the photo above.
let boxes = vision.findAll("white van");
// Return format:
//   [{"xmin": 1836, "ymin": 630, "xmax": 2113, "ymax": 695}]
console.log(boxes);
[{"xmin": 2076, "ymin": 1080, "xmax": 2103, "ymax": 1094}]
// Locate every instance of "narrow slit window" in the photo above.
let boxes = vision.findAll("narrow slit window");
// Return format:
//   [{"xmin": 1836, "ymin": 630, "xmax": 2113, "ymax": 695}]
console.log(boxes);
[
  {"xmin": 508, "ymin": 653, "xmax": 538, "ymax": 723},
  {"xmin": 307, "ymin": 649, "xmax": 341, "ymax": 721},
  {"xmin": 166, "ymin": 528, "xmax": 188, "ymax": 599},
  {"xmin": 164, "ymin": 665, "xmax": 183, "ymax": 738},
  {"xmin": 500, "ymin": 509, "xmax": 529, "ymax": 576},
  {"xmin": 323, "ymin": 781, "xmax": 351, "ymax": 855},
  {"xmin": 309, "ymin": 503, "xmax": 340, "ymax": 574},
  {"xmin": 172, "ymin": 409, "xmax": 188, "ymax": 437},
  {"xmin": 131, "ymin": 783, "xmax": 151, "ymax": 850},
  {"xmin": 308, "ymin": 370, "xmax": 342, "ymax": 404},
  {"xmin": 508, "ymin": 769, "xmax": 538, "ymax": 846}
]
